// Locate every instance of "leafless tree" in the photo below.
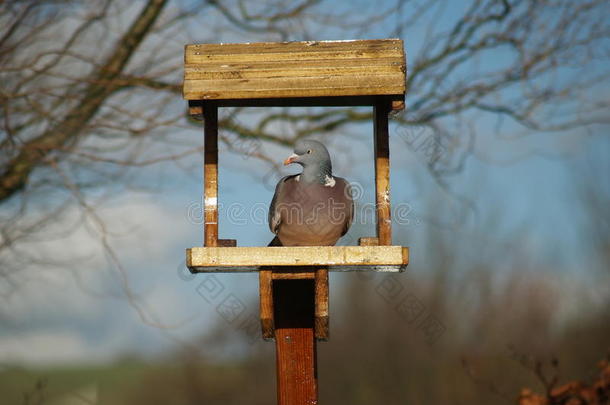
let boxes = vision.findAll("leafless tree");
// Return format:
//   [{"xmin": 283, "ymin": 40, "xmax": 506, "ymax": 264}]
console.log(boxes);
[{"xmin": 1, "ymin": 0, "xmax": 608, "ymax": 289}]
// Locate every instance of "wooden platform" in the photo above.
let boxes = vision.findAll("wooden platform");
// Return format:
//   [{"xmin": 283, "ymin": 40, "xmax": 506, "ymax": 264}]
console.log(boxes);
[
  {"xmin": 183, "ymin": 39, "xmax": 405, "ymax": 102},
  {"xmin": 186, "ymin": 246, "xmax": 409, "ymax": 273}
]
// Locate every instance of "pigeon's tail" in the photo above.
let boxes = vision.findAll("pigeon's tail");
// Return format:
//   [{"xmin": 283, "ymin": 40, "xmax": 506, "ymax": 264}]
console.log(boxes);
[{"xmin": 268, "ymin": 236, "xmax": 283, "ymax": 246}]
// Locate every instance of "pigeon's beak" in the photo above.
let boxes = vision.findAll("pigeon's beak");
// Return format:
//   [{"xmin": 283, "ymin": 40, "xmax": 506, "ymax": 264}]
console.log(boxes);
[{"xmin": 283, "ymin": 153, "xmax": 299, "ymax": 166}]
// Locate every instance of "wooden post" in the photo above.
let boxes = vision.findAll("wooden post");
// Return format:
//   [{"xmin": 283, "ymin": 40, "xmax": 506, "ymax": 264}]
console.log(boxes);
[
  {"xmin": 373, "ymin": 98, "xmax": 392, "ymax": 245},
  {"xmin": 259, "ymin": 267, "xmax": 328, "ymax": 403},
  {"xmin": 315, "ymin": 268, "xmax": 329, "ymax": 340},
  {"xmin": 203, "ymin": 102, "xmax": 218, "ymax": 247},
  {"xmin": 273, "ymin": 279, "xmax": 318, "ymax": 404},
  {"xmin": 260, "ymin": 269, "xmax": 274, "ymax": 339}
]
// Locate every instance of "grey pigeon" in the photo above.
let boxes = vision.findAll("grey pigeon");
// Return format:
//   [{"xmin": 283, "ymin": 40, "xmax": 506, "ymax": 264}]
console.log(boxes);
[{"xmin": 268, "ymin": 140, "xmax": 353, "ymax": 246}]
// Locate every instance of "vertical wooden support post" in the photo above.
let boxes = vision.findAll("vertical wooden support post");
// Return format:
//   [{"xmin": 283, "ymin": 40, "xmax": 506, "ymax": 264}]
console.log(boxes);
[
  {"xmin": 260, "ymin": 268, "xmax": 327, "ymax": 401},
  {"xmin": 260, "ymin": 269, "xmax": 274, "ymax": 339},
  {"xmin": 274, "ymin": 279, "xmax": 317, "ymax": 405},
  {"xmin": 373, "ymin": 98, "xmax": 393, "ymax": 245},
  {"xmin": 203, "ymin": 102, "xmax": 219, "ymax": 247},
  {"xmin": 315, "ymin": 268, "xmax": 329, "ymax": 340}
]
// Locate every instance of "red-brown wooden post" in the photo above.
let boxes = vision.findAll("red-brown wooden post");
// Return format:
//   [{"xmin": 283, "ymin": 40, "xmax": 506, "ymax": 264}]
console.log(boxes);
[
  {"xmin": 273, "ymin": 279, "xmax": 318, "ymax": 404},
  {"xmin": 260, "ymin": 269, "xmax": 275, "ymax": 339},
  {"xmin": 314, "ymin": 268, "xmax": 329, "ymax": 340}
]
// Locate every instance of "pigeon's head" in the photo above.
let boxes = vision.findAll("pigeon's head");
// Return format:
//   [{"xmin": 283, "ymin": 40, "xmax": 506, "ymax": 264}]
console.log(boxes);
[{"xmin": 283, "ymin": 139, "xmax": 331, "ymax": 169}]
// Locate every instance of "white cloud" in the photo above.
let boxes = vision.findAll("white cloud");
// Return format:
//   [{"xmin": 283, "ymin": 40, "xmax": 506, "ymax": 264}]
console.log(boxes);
[
  {"xmin": 0, "ymin": 192, "xmax": 210, "ymax": 366},
  {"xmin": 0, "ymin": 330, "xmax": 118, "ymax": 367}
]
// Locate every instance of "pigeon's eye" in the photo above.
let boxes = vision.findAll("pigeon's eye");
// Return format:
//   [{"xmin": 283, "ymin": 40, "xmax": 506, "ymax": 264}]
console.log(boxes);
[{"xmin": 307, "ymin": 149, "xmax": 312, "ymax": 154}]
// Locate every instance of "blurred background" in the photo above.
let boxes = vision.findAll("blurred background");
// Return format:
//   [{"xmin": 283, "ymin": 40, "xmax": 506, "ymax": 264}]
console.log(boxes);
[{"xmin": 1, "ymin": 0, "xmax": 609, "ymax": 404}]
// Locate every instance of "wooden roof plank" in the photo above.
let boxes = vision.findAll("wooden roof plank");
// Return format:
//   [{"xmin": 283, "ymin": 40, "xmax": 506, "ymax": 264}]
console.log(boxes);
[
  {"xmin": 184, "ymin": 64, "xmax": 403, "ymax": 80},
  {"xmin": 185, "ymin": 74, "xmax": 402, "ymax": 91},
  {"xmin": 185, "ymin": 57, "xmax": 404, "ymax": 70},
  {"xmin": 186, "ymin": 39, "xmax": 402, "ymax": 56},
  {"xmin": 186, "ymin": 49, "xmax": 402, "ymax": 64},
  {"xmin": 184, "ymin": 78, "xmax": 404, "ymax": 100}
]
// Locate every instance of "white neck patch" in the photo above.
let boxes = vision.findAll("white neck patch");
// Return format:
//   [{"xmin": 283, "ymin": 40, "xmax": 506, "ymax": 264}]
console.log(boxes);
[{"xmin": 324, "ymin": 175, "xmax": 336, "ymax": 187}]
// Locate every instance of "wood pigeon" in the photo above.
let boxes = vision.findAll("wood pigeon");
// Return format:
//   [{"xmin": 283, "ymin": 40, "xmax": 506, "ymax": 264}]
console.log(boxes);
[{"xmin": 268, "ymin": 140, "xmax": 354, "ymax": 246}]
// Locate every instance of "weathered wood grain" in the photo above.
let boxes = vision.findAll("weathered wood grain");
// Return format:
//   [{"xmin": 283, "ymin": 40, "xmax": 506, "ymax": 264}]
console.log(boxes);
[
  {"xmin": 358, "ymin": 236, "xmax": 380, "ymax": 246},
  {"xmin": 186, "ymin": 39, "xmax": 402, "ymax": 56},
  {"xmin": 185, "ymin": 42, "xmax": 402, "ymax": 62},
  {"xmin": 273, "ymin": 279, "xmax": 317, "ymax": 404},
  {"xmin": 185, "ymin": 58, "xmax": 403, "ymax": 79},
  {"xmin": 185, "ymin": 78, "xmax": 402, "ymax": 100},
  {"xmin": 271, "ymin": 272, "xmax": 315, "ymax": 280},
  {"xmin": 187, "ymin": 264, "xmax": 406, "ymax": 273},
  {"xmin": 374, "ymin": 99, "xmax": 393, "ymax": 245},
  {"xmin": 183, "ymin": 39, "xmax": 406, "ymax": 101},
  {"xmin": 187, "ymin": 245, "xmax": 408, "ymax": 270},
  {"xmin": 315, "ymin": 268, "xmax": 329, "ymax": 340},
  {"xmin": 259, "ymin": 269, "xmax": 274, "ymax": 340}
]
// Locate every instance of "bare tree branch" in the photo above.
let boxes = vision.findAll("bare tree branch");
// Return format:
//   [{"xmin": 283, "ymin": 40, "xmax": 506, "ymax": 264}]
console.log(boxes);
[{"xmin": 0, "ymin": 0, "xmax": 168, "ymax": 202}]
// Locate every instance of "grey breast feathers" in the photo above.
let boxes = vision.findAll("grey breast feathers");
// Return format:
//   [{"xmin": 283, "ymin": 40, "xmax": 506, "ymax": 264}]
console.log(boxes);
[{"xmin": 268, "ymin": 175, "xmax": 353, "ymax": 246}]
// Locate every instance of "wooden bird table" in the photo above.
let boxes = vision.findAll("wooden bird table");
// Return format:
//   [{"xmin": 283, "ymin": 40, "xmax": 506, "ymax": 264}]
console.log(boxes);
[{"xmin": 183, "ymin": 39, "xmax": 408, "ymax": 405}]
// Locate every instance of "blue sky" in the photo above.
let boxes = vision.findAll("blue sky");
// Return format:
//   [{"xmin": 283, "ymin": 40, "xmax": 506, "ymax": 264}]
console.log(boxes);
[{"xmin": 0, "ymin": 0, "xmax": 608, "ymax": 367}]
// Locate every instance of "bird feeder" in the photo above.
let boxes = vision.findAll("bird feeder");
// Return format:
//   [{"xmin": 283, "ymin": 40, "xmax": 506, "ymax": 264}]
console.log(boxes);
[{"xmin": 183, "ymin": 39, "xmax": 409, "ymax": 404}]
